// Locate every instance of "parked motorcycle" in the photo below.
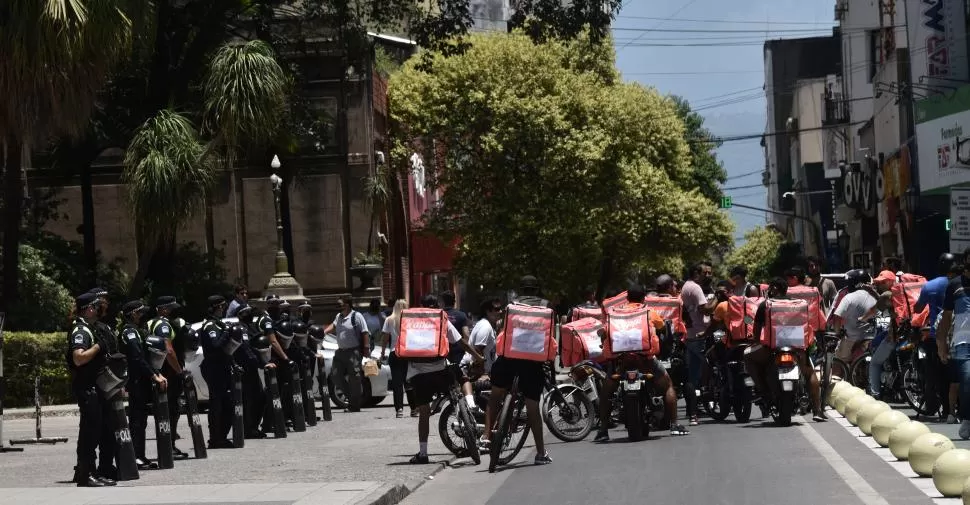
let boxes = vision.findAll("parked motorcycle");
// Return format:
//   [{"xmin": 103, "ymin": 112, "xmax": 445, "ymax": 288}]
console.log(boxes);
[{"xmin": 771, "ymin": 346, "xmax": 802, "ymax": 426}]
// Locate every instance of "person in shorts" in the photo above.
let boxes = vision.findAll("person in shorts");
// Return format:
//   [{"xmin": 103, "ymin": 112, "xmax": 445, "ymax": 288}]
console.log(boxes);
[{"xmin": 407, "ymin": 295, "xmax": 483, "ymax": 464}]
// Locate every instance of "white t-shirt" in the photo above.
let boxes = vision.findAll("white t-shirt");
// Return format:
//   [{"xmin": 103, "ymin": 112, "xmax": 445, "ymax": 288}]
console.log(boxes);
[
  {"xmin": 681, "ymin": 280, "xmax": 710, "ymax": 339},
  {"xmin": 381, "ymin": 317, "xmax": 400, "ymax": 350},
  {"xmin": 834, "ymin": 289, "xmax": 877, "ymax": 340},
  {"xmin": 407, "ymin": 321, "xmax": 462, "ymax": 379},
  {"xmin": 462, "ymin": 318, "xmax": 496, "ymax": 372}
]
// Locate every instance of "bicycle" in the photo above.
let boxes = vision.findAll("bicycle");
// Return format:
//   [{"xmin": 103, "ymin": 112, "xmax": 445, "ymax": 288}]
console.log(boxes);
[
  {"xmin": 815, "ymin": 331, "xmax": 849, "ymax": 405},
  {"xmin": 488, "ymin": 376, "xmax": 531, "ymax": 473},
  {"xmin": 436, "ymin": 365, "xmax": 481, "ymax": 465},
  {"xmin": 540, "ymin": 362, "xmax": 594, "ymax": 442}
]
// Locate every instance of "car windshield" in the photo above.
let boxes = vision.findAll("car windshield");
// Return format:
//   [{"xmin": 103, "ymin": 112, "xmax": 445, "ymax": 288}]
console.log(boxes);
[{"xmin": 323, "ymin": 334, "xmax": 338, "ymax": 345}]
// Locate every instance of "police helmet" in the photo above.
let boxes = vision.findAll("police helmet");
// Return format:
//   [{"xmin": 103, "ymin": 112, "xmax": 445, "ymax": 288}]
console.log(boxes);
[
  {"xmin": 308, "ymin": 324, "xmax": 326, "ymax": 345},
  {"xmin": 184, "ymin": 326, "xmax": 200, "ymax": 352}
]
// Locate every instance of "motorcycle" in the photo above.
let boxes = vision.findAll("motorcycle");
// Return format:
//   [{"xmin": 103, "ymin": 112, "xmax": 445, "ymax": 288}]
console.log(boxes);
[
  {"xmin": 771, "ymin": 346, "xmax": 802, "ymax": 426},
  {"xmin": 613, "ymin": 354, "xmax": 665, "ymax": 442},
  {"xmin": 702, "ymin": 331, "xmax": 754, "ymax": 423}
]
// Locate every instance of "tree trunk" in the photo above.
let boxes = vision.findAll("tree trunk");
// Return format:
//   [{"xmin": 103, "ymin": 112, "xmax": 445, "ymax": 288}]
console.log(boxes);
[
  {"xmin": 79, "ymin": 157, "xmax": 98, "ymax": 287},
  {"xmin": 1, "ymin": 136, "xmax": 25, "ymax": 312},
  {"xmin": 205, "ymin": 196, "xmax": 215, "ymax": 269}
]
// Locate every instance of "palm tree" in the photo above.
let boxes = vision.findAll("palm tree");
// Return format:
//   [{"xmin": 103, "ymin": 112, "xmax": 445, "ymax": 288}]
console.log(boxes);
[
  {"xmin": 0, "ymin": 0, "xmax": 135, "ymax": 310},
  {"xmin": 123, "ymin": 110, "xmax": 211, "ymax": 297},
  {"xmin": 203, "ymin": 40, "xmax": 288, "ymax": 271}
]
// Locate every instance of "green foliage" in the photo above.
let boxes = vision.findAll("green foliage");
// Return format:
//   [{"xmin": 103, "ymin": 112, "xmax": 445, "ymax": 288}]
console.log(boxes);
[
  {"xmin": 155, "ymin": 243, "xmax": 233, "ymax": 323},
  {"xmin": 390, "ymin": 33, "xmax": 733, "ymax": 298},
  {"xmin": 353, "ymin": 250, "xmax": 383, "ymax": 266},
  {"xmin": 24, "ymin": 231, "xmax": 129, "ymax": 300},
  {"xmin": 1, "ymin": 332, "xmax": 73, "ymax": 408},
  {"xmin": 670, "ymin": 96, "xmax": 727, "ymax": 204},
  {"xmin": 123, "ymin": 110, "xmax": 211, "ymax": 244},
  {"xmin": 6, "ymin": 244, "xmax": 73, "ymax": 332},
  {"xmin": 723, "ymin": 226, "xmax": 785, "ymax": 283},
  {"xmin": 374, "ymin": 45, "xmax": 402, "ymax": 78}
]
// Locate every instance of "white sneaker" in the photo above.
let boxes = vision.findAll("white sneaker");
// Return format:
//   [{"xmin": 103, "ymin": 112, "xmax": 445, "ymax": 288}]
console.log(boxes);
[
  {"xmin": 947, "ymin": 414, "xmax": 959, "ymax": 425},
  {"xmin": 960, "ymin": 420, "xmax": 970, "ymax": 440}
]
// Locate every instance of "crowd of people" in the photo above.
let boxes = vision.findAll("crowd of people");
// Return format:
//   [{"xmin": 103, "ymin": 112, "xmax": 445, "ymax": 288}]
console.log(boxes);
[{"xmin": 65, "ymin": 251, "xmax": 970, "ymax": 483}]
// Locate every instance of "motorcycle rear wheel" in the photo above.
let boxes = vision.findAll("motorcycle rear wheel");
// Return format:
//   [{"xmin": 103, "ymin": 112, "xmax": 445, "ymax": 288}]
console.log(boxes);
[
  {"xmin": 623, "ymin": 395, "xmax": 645, "ymax": 442},
  {"xmin": 774, "ymin": 390, "xmax": 794, "ymax": 427},
  {"xmin": 541, "ymin": 384, "xmax": 594, "ymax": 442},
  {"xmin": 732, "ymin": 378, "xmax": 752, "ymax": 423},
  {"xmin": 703, "ymin": 367, "xmax": 730, "ymax": 421}
]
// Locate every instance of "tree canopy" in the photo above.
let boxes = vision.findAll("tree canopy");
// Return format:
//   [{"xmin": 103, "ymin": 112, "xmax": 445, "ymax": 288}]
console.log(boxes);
[
  {"xmin": 722, "ymin": 226, "xmax": 785, "ymax": 283},
  {"xmin": 390, "ymin": 33, "xmax": 733, "ymax": 299},
  {"xmin": 670, "ymin": 96, "xmax": 727, "ymax": 204}
]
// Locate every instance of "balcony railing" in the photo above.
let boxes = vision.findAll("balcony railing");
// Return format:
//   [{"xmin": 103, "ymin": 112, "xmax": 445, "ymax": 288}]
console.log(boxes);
[{"xmin": 822, "ymin": 92, "xmax": 850, "ymax": 126}]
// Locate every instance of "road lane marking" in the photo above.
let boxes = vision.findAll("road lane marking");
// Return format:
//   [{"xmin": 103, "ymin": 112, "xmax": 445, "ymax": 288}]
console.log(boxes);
[{"xmin": 797, "ymin": 417, "xmax": 892, "ymax": 505}]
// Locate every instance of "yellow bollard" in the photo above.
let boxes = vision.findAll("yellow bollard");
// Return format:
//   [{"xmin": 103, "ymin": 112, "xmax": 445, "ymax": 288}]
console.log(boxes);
[
  {"xmin": 857, "ymin": 402, "xmax": 891, "ymax": 435},
  {"xmin": 845, "ymin": 395, "xmax": 876, "ymax": 425},
  {"xmin": 835, "ymin": 387, "xmax": 864, "ymax": 415},
  {"xmin": 909, "ymin": 432, "xmax": 955, "ymax": 477},
  {"xmin": 962, "ymin": 475, "xmax": 970, "ymax": 504},
  {"xmin": 889, "ymin": 421, "xmax": 931, "ymax": 460},
  {"xmin": 872, "ymin": 410, "xmax": 911, "ymax": 447},
  {"xmin": 933, "ymin": 449, "xmax": 970, "ymax": 497},
  {"xmin": 828, "ymin": 380, "xmax": 849, "ymax": 408}
]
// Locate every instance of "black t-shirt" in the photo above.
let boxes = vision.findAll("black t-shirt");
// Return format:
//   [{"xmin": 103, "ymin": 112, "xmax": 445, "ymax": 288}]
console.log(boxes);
[{"xmin": 445, "ymin": 307, "xmax": 469, "ymax": 362}]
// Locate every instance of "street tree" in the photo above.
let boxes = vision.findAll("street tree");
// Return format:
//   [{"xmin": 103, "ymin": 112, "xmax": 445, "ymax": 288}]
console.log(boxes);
[
  {"xmin": 390, "ymin": 33, "xmax": 733, "ymax": 299},
  {"xmin": 0, "ymin": 0, "xmax": 137, "ymax": 311},
  {"xmin": 671, "ymin": 96, "xmax": 727, "ymax": 204},
  {"xmin": 723, "ymin": 226, "xmax": 785, "ymax": 283}
]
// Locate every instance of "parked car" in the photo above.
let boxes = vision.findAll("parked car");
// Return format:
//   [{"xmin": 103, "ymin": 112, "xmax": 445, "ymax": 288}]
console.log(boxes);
[{"xmin": 186, "ymin": 318, "xmax": 390, "ymax": 409}]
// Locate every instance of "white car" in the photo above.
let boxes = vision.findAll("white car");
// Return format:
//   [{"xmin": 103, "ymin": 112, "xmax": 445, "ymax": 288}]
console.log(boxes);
[{"xmin": 186, "ymin": 318, "xmax": 390, "ymax": 408}]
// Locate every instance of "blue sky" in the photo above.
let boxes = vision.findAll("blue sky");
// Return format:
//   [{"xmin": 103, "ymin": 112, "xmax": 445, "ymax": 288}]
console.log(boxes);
[{"xmin": 612, "ymin": 0, "xmax": 836, "ymax": 244}]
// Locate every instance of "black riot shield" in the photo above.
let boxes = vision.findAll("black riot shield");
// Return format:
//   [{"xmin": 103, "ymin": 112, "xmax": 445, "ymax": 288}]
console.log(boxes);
[
  {"xmin": 111, "ymin": 397, "xmax": 139, "ymax": 481},
  {"xmin": 183, "ymin": 374, "xmax": 208, "ymax": 459},
  {"xmin": 153, "ymin": 383, "xmax": 174, "ymax": 469},
  {"xmin": 264, "ymin": 367, "xmax": 287, "ymax": 438},
  {"xmin": 288, "ymin": 363, "xmax": 306, "ymax": 432},
  {"xmin": 231, "ymin": 367, "xmax": 245, "ymax": 449}
]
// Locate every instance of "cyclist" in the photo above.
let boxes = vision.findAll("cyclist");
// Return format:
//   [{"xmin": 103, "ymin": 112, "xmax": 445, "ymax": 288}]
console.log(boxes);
[
  {"xmin": 459, "ymin": 298, "xmax": 503, "ymax": 414},
  {"xmin": 829, "ymin": 269, "xmax": 878, "ymax": 364},
  {"xmin": 593, "ymin": 284, "xmax": 688, "ymax": 441},
  {"xmin": 404, "ymin": 295, "xmax": 483, "ymax": 464},
  {"xmin": 483, "ymin": 276, "xmax": 554, "ymax": 465}
]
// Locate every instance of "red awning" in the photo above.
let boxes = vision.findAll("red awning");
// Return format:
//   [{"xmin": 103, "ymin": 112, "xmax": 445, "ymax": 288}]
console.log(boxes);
[{"xmin": 411, "ymin": 232, "xmax": 457, "ymax": 273}]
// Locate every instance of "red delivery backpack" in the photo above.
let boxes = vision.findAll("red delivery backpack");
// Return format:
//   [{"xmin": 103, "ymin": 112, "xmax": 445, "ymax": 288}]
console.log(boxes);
[
  {"xmin": 570, "ymin": 304, "xmax": 605, "ymax": 324},
  {"xmin": 644, "ymin": 296, "xmax": 687, "ymax": 336},
  {"xmin": 495, "ymin": 303, "xmax": 558, "ymax": 362},
  {"xmin": 764, "ymin": 299, "xmax": 811, "ymax": 349},
  {"xmin": 603, "ymin": 304, "xmax": 660, "ymax": 358},
  {"xmin": 560, "ymin": 318, "xmax": 605, "ymax": 367},
  {"xmin": 786, "ymin": 285, "xmax": 826, "ymax": 334},
  {"xmin": 396, "ymin": 308, "xmax": 450, "ymax": 361},
  {"xmin": 890, "ymin": 274, "xmax": 929, "ymax": 328},
  {"xmin": 602, "ymin": 292, "xmax": 628, "ymax": 312},
  {"xmin": 727, "ymin": 295, "xmax": 764, "ymax": 345}
]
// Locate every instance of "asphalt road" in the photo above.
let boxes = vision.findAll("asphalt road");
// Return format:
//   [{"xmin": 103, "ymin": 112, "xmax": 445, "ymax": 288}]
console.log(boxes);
[{"xmin": 402, "ymin": 404, "xmax": 945, "ymax": 505}]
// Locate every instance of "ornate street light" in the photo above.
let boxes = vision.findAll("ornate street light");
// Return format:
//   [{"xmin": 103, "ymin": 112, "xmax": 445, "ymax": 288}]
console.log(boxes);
[{"xmin": 262, "ymin": 154, "xmax": 304, "ymax": 300}]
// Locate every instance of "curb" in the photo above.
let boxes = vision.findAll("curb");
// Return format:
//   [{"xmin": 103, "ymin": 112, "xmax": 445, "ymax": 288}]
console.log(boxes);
[
  {"xmin": 354, "ymin": 455, "xmax": 456, "ymax": 505},
  {"xmin": 3, "ymin": 408, "xmax": 79, "ymax": 420}
]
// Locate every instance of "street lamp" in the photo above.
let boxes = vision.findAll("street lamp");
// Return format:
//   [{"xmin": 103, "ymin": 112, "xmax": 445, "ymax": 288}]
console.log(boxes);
[{"xmin": 262, "ymin": 154, "xmax": 304, "ymax": 300}]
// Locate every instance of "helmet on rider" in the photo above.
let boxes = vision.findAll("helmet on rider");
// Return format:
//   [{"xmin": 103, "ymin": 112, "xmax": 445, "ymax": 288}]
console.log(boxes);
[
  {"xmin": 939, "ymin": 252, "xmax": 958, "ymax": 276},
  {"xmin": 845, "ymin": 269, "xmax": 871, "ymax": 290}
]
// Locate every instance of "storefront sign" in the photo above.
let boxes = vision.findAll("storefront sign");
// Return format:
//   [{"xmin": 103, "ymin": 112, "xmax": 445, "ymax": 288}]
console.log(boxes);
[
  {"xmin": 950, "ymin": 187, "xmax": 970, "ymax": 252},
  {"xmin": 906, "ymin": 0, "xmax": 969, "ymax": 91},
  {"xmin": 841, "ymin": 164, "xmax": 876, "ymax": 212},
  {"xmin": 915, "ymin": 85, "xmax": 970, "ymax": 192}
]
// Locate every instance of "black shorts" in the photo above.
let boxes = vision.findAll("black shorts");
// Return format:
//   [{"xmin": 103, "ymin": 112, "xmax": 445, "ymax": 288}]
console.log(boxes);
[
  {"xmin": 489, "ymin": 356, "xmax": 544, "ymax": 401},
  {"xmin": 605, "ymin": 354, "xmax": 666, "ymax": 378},
  {"xmin": 408, "ymin": 368, "xmax": 452, "ymax": 406}
]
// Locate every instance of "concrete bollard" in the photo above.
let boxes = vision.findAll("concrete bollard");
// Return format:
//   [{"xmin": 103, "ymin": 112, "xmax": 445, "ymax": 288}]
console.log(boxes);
[
  {"xmin": 828, "ymin": 380, "xmax": 850, "ymax": 408},
  {"xmin": 845, "ymin": 395, "xmax": 876, "ymax": 425},
  {"xmin": 910, "ymin": 432, "xmax": 955, "ymax": 477},
  {"xmin": 889, "ymin": 421, "xmax": 931, "ymax": 460},
  {"xmin": 857, "ymin": 402, "xmax": 891, "ymax": 435},
  {"xmin": 933, "ymin": 449, "xmax": 970, "ymax": 497},
  {"xmin": 835, "ymin": 387, "xmax": 864, "ymax": 416},
  {"xmin": 872, "ymin": 410, "xmax": 911, "ymax": 447}
]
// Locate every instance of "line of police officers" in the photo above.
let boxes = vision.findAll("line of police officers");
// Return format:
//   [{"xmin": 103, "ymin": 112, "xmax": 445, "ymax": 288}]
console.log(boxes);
[{"xmin": 66, "ymin": 288, "xmax": 325, "ymax": 487}]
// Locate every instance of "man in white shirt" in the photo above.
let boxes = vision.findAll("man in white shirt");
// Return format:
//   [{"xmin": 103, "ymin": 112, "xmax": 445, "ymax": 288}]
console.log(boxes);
[
  {"xmin": 680, "ymin": 262, "xmax": 716, "ymax": 425},
  {"xmin": 324, "ymin": 296, "xmax": 370, "ymax": 412},
  {"xmin": 830, "ymin": 272, "xmax": 878, "ymax": 362},
  {"xmin": 460, "ymin": 298, "xmax": 503, "ymax": 412}
]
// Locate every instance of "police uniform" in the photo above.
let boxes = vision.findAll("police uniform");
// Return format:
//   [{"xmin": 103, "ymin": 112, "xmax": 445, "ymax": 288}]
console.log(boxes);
[
  {"xmin": 67, "ymin": 293, "xmax": 114, "ymax": 487},
  {"xmin": 146, "ymin": 296, "xmax": 188, "ymax": 458},
  {"xmin": 234, "ymin": 305, "xmax": 266, "ymax": 437},
  {"xmin": 200, "ymin": 295, "xmax": 234, "ymax": 447},
  {"xmin": 90, "ymin": 295, "xmax": 123, "ymax": 479},
  {"xmin": 119, "ymin": 300, "xmax": 158, "ymax": 469},
  {"xmin": 252, "ymin": 310, "xmax": 281, "ymax": 433}
]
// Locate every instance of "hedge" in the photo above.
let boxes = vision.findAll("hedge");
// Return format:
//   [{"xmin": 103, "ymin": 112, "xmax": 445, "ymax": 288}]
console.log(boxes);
[{"xmin": 1, "ymin": 332, "xmax": 73, "ymax": 408}]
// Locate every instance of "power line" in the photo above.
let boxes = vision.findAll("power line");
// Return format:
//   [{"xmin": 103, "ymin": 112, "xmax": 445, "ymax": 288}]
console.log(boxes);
[
  {"xmin": 721, "ymin": 183, "xmax": 764, "ymax": 191},
  {"xmin": 615, "ymin": 14, "xmax": 838, "ymax": 25},
  {"xmin": 725, "ymin": 169, "xmax": 763, "ymax": 180},
  {"xmin": 618, "ymin": 0, "xmax": 701, "ymax": 51}
]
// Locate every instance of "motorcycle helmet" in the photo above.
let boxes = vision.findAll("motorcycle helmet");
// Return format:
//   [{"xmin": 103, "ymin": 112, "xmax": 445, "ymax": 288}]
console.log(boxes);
[
  {"xmin": 845, "ymin": 269, "xmax": 871, "ymax": 289},
  {"xmin": 939, "ymin": 252, "xmax": 958, "ymax": 275},
  {"xmin": 223, "ymin": 324, "xmax": 246, "ymax": 355}
]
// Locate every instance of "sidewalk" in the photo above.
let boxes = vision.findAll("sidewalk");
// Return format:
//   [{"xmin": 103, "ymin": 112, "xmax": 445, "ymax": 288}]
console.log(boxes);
[
  {"xmin": 0, "ymin": 401, "xmax": 456, "ymax": 505},
  {"xmin": 3, "ymin": 403, "xmax": 79, "ymax": 420}
]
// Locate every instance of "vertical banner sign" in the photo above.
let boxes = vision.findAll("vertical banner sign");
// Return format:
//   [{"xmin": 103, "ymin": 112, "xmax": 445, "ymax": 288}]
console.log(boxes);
[
  {"xmin": 950, "ymin": 187, "xmax": 970, "ymax": 252},
  {"xmin": 907, "ymin": 0, "xmax": 969, "ymax": 92}
]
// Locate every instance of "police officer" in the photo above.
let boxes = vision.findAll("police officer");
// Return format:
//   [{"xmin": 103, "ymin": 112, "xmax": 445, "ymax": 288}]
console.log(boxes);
[
  {"xmin": 267, "ymin": 297, "xmax": 297, "ymax": 425},
  {"xmin": 146, "ymin": 296, "xmax": 190, "ymax": 459},
  {"xmin": 253, "ymin": 304, "xmax": 286, "ymax": 433},
  {"xmin": 200, "ymin": 295, "xmax": 237, "ymax": 449},
  {"xmin": 235, "ymin": 305, "xmax": 266, "ymax": 437},
  {"xmin": 119, "ymin": 300, "xmax": 167, "ymax": 470},
  {"xmin": 67, "ymin": 293, "xmax": 116, "ymax": 487},
  {"xmin": 86, "ymin": 287, "xmax": 124, "ymax": 480}
]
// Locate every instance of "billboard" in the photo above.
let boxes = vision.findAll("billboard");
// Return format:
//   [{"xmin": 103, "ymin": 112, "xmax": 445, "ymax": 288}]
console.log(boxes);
[
  {"xmin": 906, "ymin": 0, "xmax": 969, "ymax": 91},
  {"xmin": 914, "ymin": 85, "xmax": 970, "ymax": 192}
]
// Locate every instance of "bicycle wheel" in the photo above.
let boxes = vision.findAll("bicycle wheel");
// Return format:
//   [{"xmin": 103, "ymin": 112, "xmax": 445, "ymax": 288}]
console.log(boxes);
[
  {"xmin": 498, "ymin": 396, "xmax": 531, "ymax": 465},
  {"xmin": 541, "ymin": 384, "xmax": 594, "ymax": 442},
  {"xmin": 489, "ymin": 389, "xmax": 513, "ymax": 472},
  {"xmin": 831, "ymin": 358, "xmax": 849, "ymax": 384},
  {"xmin": 457, "ymin": 399, "xmax": 481, "ymax": 465},
  {"xmin": 849, "ymin": 352, "xmax": 871, "ymax": 391},
  {"xmin": 438, "ymin": 401, "xmax": 467, "ymax": 457},
  {"xmin": 702, "ymin": 365, "xmax": 730, "ymax": 421}
]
